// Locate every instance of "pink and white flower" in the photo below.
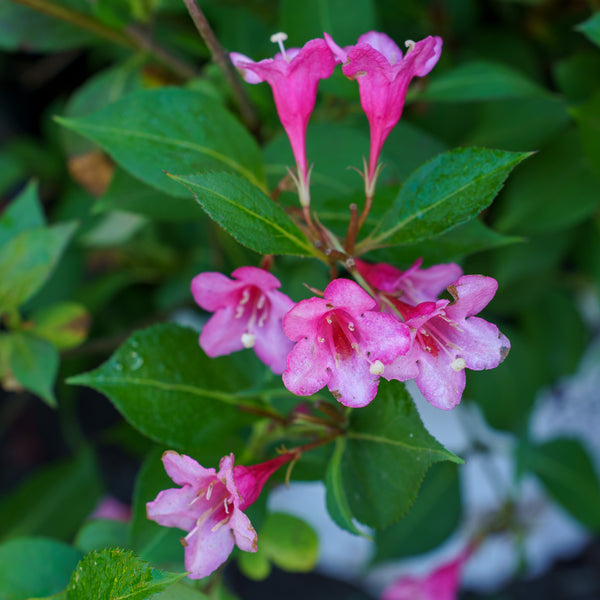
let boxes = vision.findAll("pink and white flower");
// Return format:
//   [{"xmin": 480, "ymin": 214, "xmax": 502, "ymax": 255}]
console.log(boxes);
[
  {"xmin": 147, "ymin": 451, "xmax": 293, "ymax": 579},
  {"xmin": 282, "ymin": 278, "xmax": 411, "ymax": 407},
  {"xmin": 231, "ymin": 34, "xmax": 336, "ymax": 204},
  {"xmin": 325, "ymin": 32, "xmax": 442, "ymax": 192},
  {"xmin": 383, "ymin": 275, "xmax": 510, "ymax": 410},
  {"xmin": 191, "ymin": 266, "xmax": 294, "ymax": 374}
]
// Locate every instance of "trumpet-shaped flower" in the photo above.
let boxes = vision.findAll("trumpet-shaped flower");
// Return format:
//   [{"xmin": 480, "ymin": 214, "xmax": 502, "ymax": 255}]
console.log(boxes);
[
  {"xmin": 191, "ymin": 266, "xmax": 294, "ymax": 374},
  {"xmin": 325, "ymin": 32, "xmax": 442, "ymax": 190},
  {"xmin": 282, "ymin": 278, "xmax": 410, "ymax": 407},
  {"xmin": 231, "ymin": 35, "xmax": 336, "ymax": 202},
  {"xmin": 147, "ymin": 451, "xmax": 293, "ymax": 579},
  {"xmin": 384, "ymin": 275, "xmax": 510, "ymax": 410}
]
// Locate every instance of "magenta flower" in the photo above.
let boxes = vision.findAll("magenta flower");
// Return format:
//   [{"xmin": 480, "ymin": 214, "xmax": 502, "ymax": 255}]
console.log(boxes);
[
  {"xmin": 282, "ymin": 278, "xmax": 411, "ymax": 407},
  {"xmin": 383, "ymin": 275, "xmax": 510, "ymax": 410},
  {"xmin": 355, "ymin": 257, "xmax": 462, "ymax": 304},
  {"xmin": 381, "ymin": 552, "xmax": 467, "ymax": 600},
  {"xmin": 325, "ymin": 31, "xmax": 442, "ymax": 191},
  {"xmin": 231, "ymin": 34, "xmax": 336, "ymax": 203},
  {"xmin": 147, "ymin": 451, "xmax": 293, "ymax": 579},
  {"xmin": 191, "ymin": 266, "xmax": 294, "ymax": 374}
]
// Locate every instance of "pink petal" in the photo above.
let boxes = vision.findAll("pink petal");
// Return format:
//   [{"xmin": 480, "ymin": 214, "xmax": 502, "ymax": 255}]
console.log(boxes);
[
  {"xmin": 185, "ymin": 521, "xmax": 235, "ymax": 579},
  {"xmin": 162, "ymin": 451, "xmax": 216, "ymax": 487},
  {"xmin": 229, "ymin": 52, "xmax": 264, "ymax": 84},
  {"xmin": 146, "ymin": 486, "xmax": 198, "ymax": 532},
  {"xmin": 324, "ymin": 278, "xmax": 376, "ymax": 313},
  {"xmin": 231, "ymin": 266, "xmax": 281, "ymax": 291},
  {"xmin": 323, "ymin": 32, "xmax": 347, "ymax": 63},
  {"xmin": 327, "ymin": 352, "xmax": 379, "ymax": 407},
  {"xmin": 283, "ymin": 297, "xmax": 330, "ymax": 342},
  {"xmin": 401, "ymin": 262, "xmax": 463, "ymax": 303},
  {"xmin": 383, "ymin": 343, "xmax": 421, "ymax": 383},
  {"xmin": 254, "ymin": 315, "xmax": 294, "ymax": 374},
  {"xmin": 357, "ymin": 31, "xmax": 404, "ymax": 65},
  {"xmin": 199, "ymin": 305, "xmax": 248, "ymax": 357},
  {"xmin": 282, "ymin": 337, "xmax": 332, "ymax": 396},
  {"xmin": 230, "ymin": 508, "xmax": 258, "ymax": 552},
  {"xmin": 191, "ymin": 272, "xmax": 243, "ymax": 312},
  {"xmin": 445, "ymin": 275, "xmax": 498, "ymax": 320},
  {"xmin": 415, "ymin": 349, "xmax": 466, "ymax": 410},
  {"xmin": 402, "ymin": 35, "xmax": 443, "ymax": 78},
  {"xmin": 359, "ymin": 311, "xmax": 411, "ymax": 363},
  {"xmin": 355, "ymin": 259, "xmax": 404, "ymax": 293}
]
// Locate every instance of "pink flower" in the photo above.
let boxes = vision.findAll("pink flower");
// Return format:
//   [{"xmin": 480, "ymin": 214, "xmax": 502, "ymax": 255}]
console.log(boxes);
[
  {"xmin": 231, "ymin": 34, "xmax": 336, "ymax": 201},
  {"xmin": 89, "ymin": 495, "xmax": 131, "ymax": 522},
  {"xmin": 191, "ymin": 266, "xmax": 294, "ymax": 374},
  {"xmin": 325, "ymin": 32, "xmax": 442, "ymax": 191},
  {"xmin": 381, "ymin": 552, "xmax": 467, "ymax": 600},
  {"xmin": 282, "ymin": 278, "xmax": 411, "ymax": 407},
  {"xmin": 383, "ymin": 275, "xmax": 510, "ymax": 410},
  {"xmin": 147, "ymin": 451, "xmax": 293, "ymax": 579},
  {"xmin": 355, "ymin": 258, "xmax": 462, "ymax": 304}
]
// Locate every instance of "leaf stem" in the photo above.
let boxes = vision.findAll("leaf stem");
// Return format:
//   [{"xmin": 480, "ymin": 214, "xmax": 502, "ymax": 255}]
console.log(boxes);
[{"xmin": 182, "ymin": 0, "xmax": 259, "ymax": 134}]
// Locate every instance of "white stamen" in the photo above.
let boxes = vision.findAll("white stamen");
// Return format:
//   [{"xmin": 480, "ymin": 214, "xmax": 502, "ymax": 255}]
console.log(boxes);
[
  {"xmin": 326, "ymin": 316, "xmax": 332, "ymax": 324},
  {"xmin": 450, "ymin": 357, "xmax": 466, "ymax": 372},
  {"xmin": 224, "ymin": 498, "xmax": 230, "ymax": 514},
  {"xmin": 347, "ymin": 322, "xmax": 355, "ymax": 332},
  {"xmin": 318, "ymin": 337, "xmax": 325, "ymax": 343},
  {"xmin": 405, "ymin": 39, "xmax": 415, "ymax": 53},
  {"xmin": 369, "ymin": 360, "xmax": 385, "ymax": 376},
  {"xmin": 270, "ymin": 31, "xmax": 289, "ymax": 62},
  {"xmin": 205, "ymin": 481, "xmax": 214, "ymax": 500},
  {"xmin": 241, "ymin": 333, "xmax": 256, "ymax": 348},
  {"xmin": 240, "ymin": 289, "xmax": 251, "ymax": 305},
  {"xmin": 235, "ymin": 306, "xmax": 245, "ymax": 319},
  {"xmin": 257, "ymin": 294, "xmax": 266, "ymax": 309},
  {"xmin": 257, "ymin": 312, "xmax": 268, "ymax": 327},
  {"xmin": 211, "ymin": 515, "xmax": 230, "ymax": 533}
]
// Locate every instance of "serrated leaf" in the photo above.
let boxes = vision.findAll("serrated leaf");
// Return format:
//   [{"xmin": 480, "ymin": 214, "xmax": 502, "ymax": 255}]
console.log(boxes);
[
  {"xmin": 0, "ymin": 537, "xmax": 81, "ymax": 600},
  {"xmin": 169, "ymin": 172, "xmax": 317, "ymax": 257},
  {"xmin": 339, "ymin": 380, "xmax": 461, "ymax": 529},
  {"xmin": 55, "ymin": 88, "xmax": 265, "ymax": 197},
  {"xmin": 8, "ymin": 332, "xmax": 59, "ymax": 406},
  {"xmin": 0, "ymin": 180, "xmax": 45, "ymax": 247},
  {"xmin": 0, "ymin": 221, "xmax": 78, "ymax": 313},
  {"xmin": 416, "ymin": 61, "xmax": 547, "ymax": 103},
  {"xmin": 361, "ymin": 148, "xmax": 530, "ymax": 250},
  {"xmin": 68, "ymin": 323, "xmax": 263, "ymax": 453},
  {"xmin": 526, "ymin": 438, "xmax": 600, "ymax": 530},
  {"xmin": 64, "ymin": 548, "xmax": 185, "ymax": 600}
]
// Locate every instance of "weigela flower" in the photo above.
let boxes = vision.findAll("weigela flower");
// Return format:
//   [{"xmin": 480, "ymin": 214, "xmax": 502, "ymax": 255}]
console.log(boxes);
[
  {"xmin": 282, "ymin": 278, "xmax": 411, "ymax": 407},
  {"xmin": 231, "ymin": 34, "xmax": 336, "ymax": 199},
  {"xmin": 356, "ymin": 257, "xmax": 462, "ymax": 304},
  {"xmin": 381, "ymin": 552, "xmax": 467, "ymax": 600},
  {"xmin": 384, "ymin": 275, "xmax": 510, "ymax": 410},
  {"xmin": 191, "ymin": 266, "xmax": 294, "ymax": 374},
  {"xmin": 325, "ymin": 32, "xmax": 442, "ymax": 190},
  {"xmin": 147, "ymin": 451, "xmax": 293, "ymax": 579}
]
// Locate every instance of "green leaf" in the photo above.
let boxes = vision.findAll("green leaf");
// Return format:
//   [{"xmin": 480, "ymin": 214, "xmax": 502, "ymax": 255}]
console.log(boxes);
[
  {"xmin": 237, "ymin": 548, "xmax": 271, "ymax": 581},
  {"xmin": 363, "ymin": 148, "xmax": 530, "ymax": 249},
  {"xmin": 525, "ymin": 438, "xmax": 600, "ymax": 530},
  {"xmin": 279, "ymin": 0, "xmax": 375, "ymax": 45},
  {"xmin": 68, "ymin": 323, "xmax": 263, "ymax": 454},
  {"xmin": 75, "ymin": 520, "xmax": 130, "ymax": 555},
  {"xmin": 373, "ymin": 462, "xmax": 461, "ymax": 562},
  {"xmin": 0, "ymin": 537, "xmax": 81, "ymax": 600},
  {"xmin": 7, "ymin": 332, "xmax": 59, "ymax": 406},
  {"xmin": 495, "ymin": 129, "xmax": 600, "ymax": 235},
  {"xmin": 64, "ymin": 548, "xmax": 185, "ymax": 600},
  {"xmin": 154, "ymin": 583, "xmax": 210, "ymax": 600},
  {"xmin": 260, "ymin": 512, "xmax": 319, "ymax": 573},
  {"xmin": 0, "ymin": 221, "xmax": 78, "ymax": 313},
  {"xmin": 572, "ymin": 90, "xmax": 600, "ymax": 179},
  {"xmin": 337, "ymin": 380, "xmax": 461, "ymax": 529},
  {"xmin": 55, "ymin": 88, "xmax": 265, "ymax": 197},
  {"xmin": 169, "ymin": 172, "xmax": 316, "ymax": 257},
  {"xmin": 416, "ymin": 61, "xmax": 547, "ymax": 103},
  {"xmin": 96, "ymin": 169, "xmax": 204, "ymax": 221},
  {"xmin": 576, "ymin": 12, "xmax": 600, "ymax": 48},
  {"xmin": 29, "ymin": 302, "xmax": 91, "ymax": 351},
  {"xmin": 0, "ymin": 449, "xmax": 103, "ymax": 542},
  {"xmin": 0, "ymin": 181, "xmax": 45, "ymax": 248}
]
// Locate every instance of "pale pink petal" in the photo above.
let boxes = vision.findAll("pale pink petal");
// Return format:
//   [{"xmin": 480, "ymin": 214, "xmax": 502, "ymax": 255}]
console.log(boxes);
[
  {"xmin": 415, "ymin": 350, "xmax": 466, "ymax": 410},
  {"xmin": 323, "ymin": 32, "xmax": 347, "ymax": 63},
  {"xmin": 359, "ymin": 312, "xmax": 411, "ymax": 363},
  {"xmin": 229, "ymin": 52, "xmax": 264, "ymax": 84},
  {"xmin": 162, "ymin": 451, "xmax": 216, "ymax": 487},
  {"xmin": 324, "ymin": 278, "xmax": 376, "ymax": 312},
  {"xmin": 254, "ymin": 316, "xmax": 294, "ymax": 374},
  {"xmin": 200, "ymin": 305, "xmax": 247, "ymax": 357},
  {"xmin": 402, "ymin": 35, "xmax": 443, "ymax": 77},
  {"xmin": 357, "ymin": 31, "xmax": 403, "ymax": 65},
  {"xmin": 401, "ymin": 262, "xmax": 463, "ymax": 303},
  {"xmin": 327, "ymin": 352, "xmax": 379, "ymax": 407},
  {"xmin": 230, "ymin": 509, "xmax": 258, "ymax": 552},
  {"xmin": 383, "ymin": 342, "xmax": 420, "ymax": 383},
  {"xmin": 231, "ymin": 266, "xmax": 281, "ymax": 291},
  {"xmin": 283, "ymin": 297, "xmax": 330, "ymax": 341},
  {"xmin": 185, "ymin": 522, "xmax": 235, "ymax": 579},
  {"xmin": 282, "ymin": 337, "xmax": 332, "ymax": 396},
  {"xmin": 446, "ymin": 275, "xmax": 498, "ymax": 320},
  {"xmin": 146, "ymin": 486, "xmax": 198, "ymax": 532},
  {"xmin": 191, "ymin": 272, "xmax": 243, "ymax": 312}
]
